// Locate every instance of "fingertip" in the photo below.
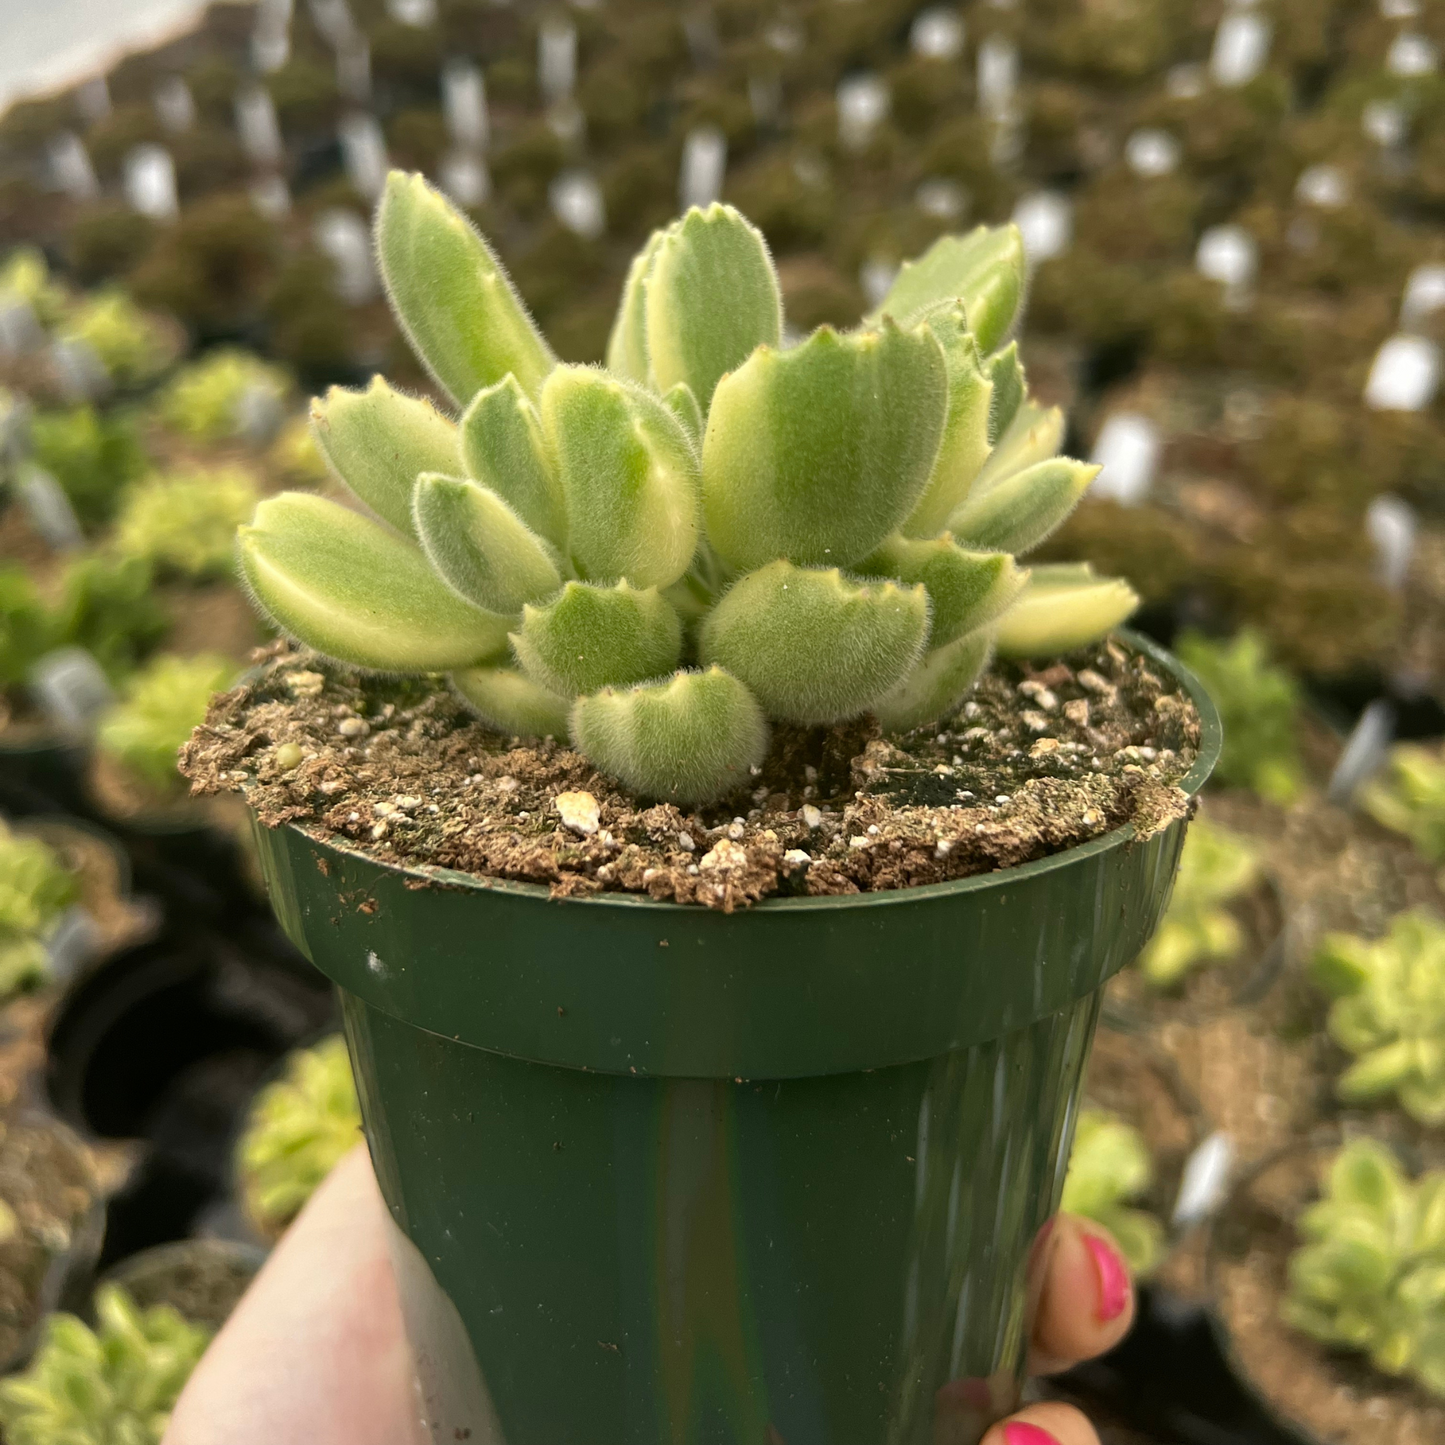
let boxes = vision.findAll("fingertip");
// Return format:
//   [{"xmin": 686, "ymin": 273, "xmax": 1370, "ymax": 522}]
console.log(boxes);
[
  {"xmin": 1029, "ymin": 1214, "xmax": 1136, "ymax": 1373},
  {"xmin": 980, "ymin": 1402, "xmax": 1101, "ymax": 1445}
]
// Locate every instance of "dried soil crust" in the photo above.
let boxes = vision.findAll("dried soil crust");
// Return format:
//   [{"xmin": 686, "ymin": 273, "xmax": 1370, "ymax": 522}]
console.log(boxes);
[
  {"xmin": 1213, "ymin": 1149, "xmax": 1445, "ymax": 1445},
  {"xmin": 181, "ymin": 637, "xmax": 1199, "ymax": 912}
]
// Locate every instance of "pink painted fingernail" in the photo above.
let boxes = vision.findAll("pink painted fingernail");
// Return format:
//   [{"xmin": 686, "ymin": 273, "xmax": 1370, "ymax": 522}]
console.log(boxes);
[
  {"xmin": 1084, "ymin": 1232, "xmax": 1131, "ymax": 1322},
  {"xmin": 1003, "ymin": 1423, "xmax": 1060, "ymax": 1445}
]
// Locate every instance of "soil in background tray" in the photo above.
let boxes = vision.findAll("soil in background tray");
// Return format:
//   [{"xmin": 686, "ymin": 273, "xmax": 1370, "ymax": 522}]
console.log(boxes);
[
  {"xmin": 1213, "ymin": 1148, "xmax": 1445, "ymax": 1445},
  {"xmin": 103, "ymin": 1240, "xmax": 260, "ymax": 1332},
  {"xmin": 181, "ymin": 636, "xmax": 1200, "ymax": 911}
]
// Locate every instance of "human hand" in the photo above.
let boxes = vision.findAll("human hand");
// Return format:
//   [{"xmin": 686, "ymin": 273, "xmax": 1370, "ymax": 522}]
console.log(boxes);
[{"xmin": 163, "ymin": 1145, "xmax": 1135, "ymax": 1445}]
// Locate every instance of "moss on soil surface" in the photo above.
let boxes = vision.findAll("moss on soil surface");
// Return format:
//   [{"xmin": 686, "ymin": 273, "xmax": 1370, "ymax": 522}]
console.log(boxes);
[{"xmin": 182, "ymin": 636, "xmax": 1199, "ymax": 911}]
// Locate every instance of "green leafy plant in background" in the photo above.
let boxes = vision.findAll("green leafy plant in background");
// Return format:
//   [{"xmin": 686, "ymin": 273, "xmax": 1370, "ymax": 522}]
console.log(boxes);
[
  {"xmin": 1312, "ymin": 911, "xmax": 1445, "ymax": 1125},
  {"xmin": 1283, "ymin": 1139, "xmax": 1445, "ymax": 1398},
  {"xmin": 29, "ymin": 406, "xmax": 147, "ymax": 530},
  {"xmin": 1175, "ymin": 629, "xmax": 1304, "ymax": 805},
  {"xmin": 113, "ymin": 466, "xmax": 259, "ymax": 578},
  {"xmin": 0, "ymin": 819, "xmax": 78, "ymax": 996},
  {"xmin": 0, "ymin": 566, "xmax": 58, "ymax": 698},
  {"xmin": 97, "ymin": 654, "xmax": 235, "ymax": 797},
  {"xmin": 56, "ymin": 291, "xmax": 178, "ymax": 390},
  {"xmin": 238, "ymin": 172, "xmax": 1138, "ymax": 804},
  {"xmin": 0, "ymin": 248, "xmax": 68, "ymax": 326},
  {"xmin": 1060, "ymin": 1108, "xmax": 1166, "ymax": 1275},
  {"xmin": 1138, "ymin": 817, "xmax": 1261, "ymax": 987},
  {"xmin": 154, "ymin": 349, "xmax": 290, "ymax": 443},
  {"xmin": 236, "ymin": 1035, "xmax": 360, "ymax": 1238},
  {"xmin": 0, "ymin": 1284, "xmax": 211, "ymax": 1445},
  {"xmin": 1360, "ymin": 745, "xmax": 1445, "ymax": 865},
  {"xmin": 53, "ymin": 555, "xmax": 169, "ymax": 682}
]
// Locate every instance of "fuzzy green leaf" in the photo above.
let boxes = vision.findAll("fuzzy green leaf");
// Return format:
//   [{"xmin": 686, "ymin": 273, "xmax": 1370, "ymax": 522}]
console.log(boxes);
[
  {"xmin": 239, "ymin": 493, "xmax": 510, "ymax": 671},
  {"xmin": 949, "ymin": 457, "xmax": 1099, "ymax": 554},
  {"xmin": 699, "ymin": 560, "xmax": 930, "ymax": 723},
  {"xmin": 993, "ymin": 564, "xmax": 1139, "ymax": 658},
  {"xmin": 458, "ymin": 376, "xmax": 565, "ymax": 545},
  {"xmin": 310, "ymin": 377, "xmax": 460, "ymax": 539},
  {"xmin": 412, "ymin": 474, "xmax": 561, "ymax": 614},
  {"xmin": 540, "ymin": 367, "xmax": 699, "ymax": 590},
  {"xmin": 858, "ymin": 535, "xmax": 1027, "ymax": 648},
  {"xmin": 571, "ymin": 666, "xmax": 769, "ymax": 805},
  {"xmin": 645, "ymin": 204, "xmax": 782, "ymax": 411},
  {"xmin": 703, "ymin": 322, "xmax": 948, "ymax": 572},
  {"xmin": 662, "ymin": 382, "xmax": 703, "ymax": 448},
  {"xmin": 874, "ymin": 627, "xmax": 993, "ymax": 733},
  {"xmin": 376, "ymin": 170, "xmax": 555, "ymax": 406},
  {"xmin": 904, "ymin": 309, "xmax": 994, "ymax": 538},
  {"xmin": 605, "ymin": 228, "xmax": 667, "ymax": 385},
  {"xmin": 452, "ymin": 666, "xmax": 572, "ymax": 737},
  {"xmin": 987, "ymin": 342, "xmax": 1025, "ymax": 444},
  {"xmin": 868, "ymin": 225, "xmax": 1026, "ymax": 353},
  {"xmin": 512, "ymin": 580, "xmax": 682, "ymax": 696},
  {"xmin": 973, "ymin": 401, "xmax": 1066, "ymax": 495}
]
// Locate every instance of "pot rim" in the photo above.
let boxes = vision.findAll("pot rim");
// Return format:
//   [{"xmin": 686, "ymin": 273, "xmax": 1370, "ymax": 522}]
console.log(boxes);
[{"xmin": 263, "ymin": 628, "xmax": 1221, "ymax": 913}]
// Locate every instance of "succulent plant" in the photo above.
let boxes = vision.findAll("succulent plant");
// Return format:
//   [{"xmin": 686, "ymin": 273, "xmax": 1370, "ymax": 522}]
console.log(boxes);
[
  {"xmin": 114, "ymin": 466, "xmax": 259, "ymax": 579},
  {"xmin": 0, "ymin": 819, "xmax": 78, "ymax": 997},
  {"xmin": 1312, "ymin": 911, "xmax": 1445, "ymax": 1126},
  {"xmin": 1138, "ymin": 817, "xmax": 1261, "ymax": 988},
  {"xmin": 29, "ymin": 406, "xmax": 147, "ymax": 530},
  {"xmin": 0, "ymin": 1283, "xmax": 211, "ymax": 1444},
  {"xmin": 236, "ymin": 1035, "xmax": 361, "ymax": 1237},
  {"xmin": 154, "ymin": 349, "xmax": 290, "ymax": 444},
  {"xmin": 0, "ymin": 248, "xmax": 68, "ymax": 326},
  {"xmin": 1360, "ymin": 745, "xmax": 1445, "ymax": 865},
  {"xmin": 97, "ymin": 654, "xmax": 236, "ymax": 798},
  {"xmin": 1283, "ymin": 1139, "xmax": 1445, "ymax": 1398},
  {"xmin": 1060, "ymin": 1108, "xmax": 1166, "ymax": 1275},
  {"xmin": 237, "ymin": 172, "xmax": 1136, "ymax": 804},
  {"xmin": 55, "ymin": 291, "xmax": 178, "ymax": 390},
  {"xmin": 1174, "ymin": 629, "xmax": 1304, "ymax": 805}
]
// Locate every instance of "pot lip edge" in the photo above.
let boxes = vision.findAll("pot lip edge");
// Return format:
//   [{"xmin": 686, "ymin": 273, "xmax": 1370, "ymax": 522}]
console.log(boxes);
[{"xmin": 259, "ymin": 627, "xmax": 1222, "ymax": 914}]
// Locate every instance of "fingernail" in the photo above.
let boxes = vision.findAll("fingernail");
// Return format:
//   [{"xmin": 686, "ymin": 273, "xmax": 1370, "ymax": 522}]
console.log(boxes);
[
  {"xmin": 1003, "ymin": 1423, "xmax": 1060, "ymax": 1445},
  {"xmin": 1084, "ymin": 1232, "xmax": 1130, "ymax": 1322}
]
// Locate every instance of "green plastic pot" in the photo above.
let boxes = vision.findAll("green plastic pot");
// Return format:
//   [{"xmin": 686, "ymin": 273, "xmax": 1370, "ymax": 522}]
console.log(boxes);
[{"xmin": 250, "ymin": 633, "xmax": 1220, "ymax": 1445}]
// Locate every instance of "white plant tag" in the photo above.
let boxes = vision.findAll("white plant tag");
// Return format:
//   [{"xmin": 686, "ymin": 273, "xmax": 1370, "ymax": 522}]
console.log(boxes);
[
  {"xmin": 1125, "ymin": 128, "xmax": 1180, "ymax": 177},
  {"xmin": 443, "ymin": 61, "xmax": 489, "ymax": 151},
  {"xmin": 1196, "ymin": 224, "xmax": 1256, "ymax": 306},
  {"xmin": 1365, "ymin": 334, "xmax": 1441, "ymax": 411},
  {"xmin": 17, "ymin": 465, "xmax": 83, "ymax": 551},
  {"xmin": 29, "ymin": 648, "xmax": 114, "ymax": 735},
  {"xmin": 48, "ymin": 133, "xmax": 99, "ymax": 202},
  {"xmin": 977, "ymin": 35, "xmax": 1017, "ymax": 120},
  {"xmin": 339, "ymin": 113, "xmax": 389, "ymax": 200},
  {"xmin": 679, "ymin": 127, "xmax": 727, "ymax": 210},
  {"xmin": 539, "ymin": 17, "xmax": 577, "ymax": 105},
  {"xmin": 235, "ymin": 88, "xmax": 283, "ymax": 166},
  {"xmin": 124, "ymin": 144, "xmax": 179, "ymax": 221},
  {"xmin": 549, "ymin": 171, "xmax": 606, "ymax": 239},
  {"xmin": 911, "ymin": 7, "xmax": 964, "ymax": 59},
  {"xmin": 250, "ymin": 174, "xmax": 292, "ymax": 219},
  {"xmin": 1295, "ymin": 163, "xmax": 1348, "ymax": 207},
  {"xmin": 153, "ymin": 76, "xmax": 195, "ymax": 134},
  {"xmin": 837, "ymin": 74, "xmax": 889, "ymax": 150},
  {"xmin": 1401, "ymin": 264, "xmax": 1445, "ymax": 328},
  {"xmin": 1172, "ymin": 1132, "xmax": 1234, "ymax": 1228},
  {"xmin": 440, "ymin": 151, "xmax": 490, "ymax": 210},
  {"xmin": 1012, "ymin": 191, "xmax": 1071, "ymax": 262},
  {"xmin": 1090, "ymin": 414, "xmax": 1160, "ymax": 505},
  {"xmin": 313, "ymin": 208, "xmax": 378, "ymax": 305},
  {"xmin": 1367, "ymin": 494, "xmax": 1417, "ymax": 591},
  {"xmin": 1330, "ymin": 699, "xmax": 1395, "ymax": 803},
  {"xmin": 1210, "ymin": 13, "xmax": 1271, "ymax": 87}
]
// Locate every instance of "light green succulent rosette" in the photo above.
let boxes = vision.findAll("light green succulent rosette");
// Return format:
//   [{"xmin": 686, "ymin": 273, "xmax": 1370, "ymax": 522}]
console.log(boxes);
[{"xmin": 236, "ymin": 171, "xmax": 1139, "ymax": 805}]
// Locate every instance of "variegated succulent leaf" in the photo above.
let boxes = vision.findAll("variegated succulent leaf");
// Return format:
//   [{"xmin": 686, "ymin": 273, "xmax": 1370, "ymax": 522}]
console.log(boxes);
[
  {"xmin": 702, "ymin": 321, "xmax": 948, "ymax": 573},
  {"xmin": 459, "ymin": 376, "xmax": 565, "ymax": 545},
  {"xmin": 571, "ymin": 667, "xmax": 769, "ymax": 805},
  {"xmin": 869, "ymin": 224, "xmax": 1027, "ymax": 354},
  {"xmin": 310, "ymin": 377, "xmax": 460, "ymax": 539},
  {"xmin": 377, "ymin": 171, "xmax": 555, "ymax": 405},
  {"xmin": 993, "ymin": 564, "xmax": 1142, "ymax": 659},
  {"xmin": 452, "ymin": 666, "xmax": 572, "ymax": 738}
]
